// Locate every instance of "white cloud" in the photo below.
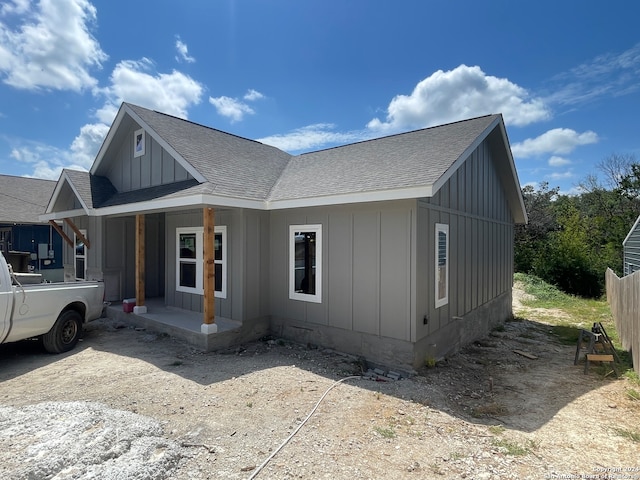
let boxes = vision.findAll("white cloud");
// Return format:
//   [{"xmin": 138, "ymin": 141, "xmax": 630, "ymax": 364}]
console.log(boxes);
[
  {"xmin": 548, "ymin": 156, "xmax": 571, "ymax": 167},
  {"xmin": 10, "ymin": 142, "xmax": 86, "ymax": 180},
  {"xmin": 70, "ymin": 122, "xmax": 109, "ymax": 167},
  {"xmin": 244, "ymin": 89, "xmax": 264, "ymax": 101},
  {"xmin": 209, "ymin": 89, "xmax": 265, "ymax": 123},
  {"xmin": 367, "ymin": 65, "xmax": 550, "ymax": 133},
  {"xmin": 511, "ymin": 128, "xmax": 598, "ymax": 158},
  {"xmin": 175, "ymin": 36, "xmax": 195, "ymax": 63},
  {"xmin": 10, "ymin": 146, "xmax": 40, "ymax": 163},
  {"xmin": 548, "ymin": 43, "xmax": 640, "ymax": 106},
  {"xmin": 258, "ymin": 123, "xmax": 364, "ymax": 152},
  {"xmin": 14, "ymin": 57, "xmax": 203, "ymax": 179},
  {"xmin": 209, "ymin": 95, "xmax": 255, "ymax": 123},
  {"xmin": 82, "ymin": 58, "xmax": 202, "ymax": 170},
  {"xmin": 31, "ymin": 160, "xmax": 86, "ymax": 180},
  {"xmin": 95, "ymin": 58, "xmax": 204, "ymax": 123},
  {"xmin": 0, "ymin": 0, "xmax": 107, "ymax": 91},
  {"xmin": 549, "ymin": 170, "xmax": 574, "ymax": 180},
  {"xmin": 1, "ymin": 0, "xmax": 30, "ymax": 15}
]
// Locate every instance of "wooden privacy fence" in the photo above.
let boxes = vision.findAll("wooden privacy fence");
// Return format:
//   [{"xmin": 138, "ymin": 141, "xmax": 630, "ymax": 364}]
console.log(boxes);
[{"xmin": 605, "ymin": 268, "xmax": 640, "ymax": 374}]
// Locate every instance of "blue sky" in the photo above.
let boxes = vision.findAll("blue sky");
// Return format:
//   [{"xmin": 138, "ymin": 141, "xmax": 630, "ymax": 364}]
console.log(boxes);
[{"xmin": 0, "ymin": 0, "xmax": 639, "ymax": 194}]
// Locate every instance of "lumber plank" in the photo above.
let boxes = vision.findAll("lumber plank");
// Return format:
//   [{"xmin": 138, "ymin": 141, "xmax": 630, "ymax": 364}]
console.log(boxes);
[
  {"xmin": 586, "ymin": 354, "xmax": 614, "ymax": 362},
  {"xmin": 203, "ymin": 207, "xmax": 215, "ymax": 325},
  {"xmin": 136, "ymin": 214, "xmax": 145, "ymax": 307},
  {"xmin": 513, "ymin": 350, "xmax": 538, "ymax": 360}
]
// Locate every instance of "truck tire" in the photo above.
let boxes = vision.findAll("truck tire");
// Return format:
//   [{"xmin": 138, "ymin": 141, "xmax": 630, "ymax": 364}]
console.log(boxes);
[{"xmin": 42, "ymin": 310, "xmax": 83, "ymax": 353}]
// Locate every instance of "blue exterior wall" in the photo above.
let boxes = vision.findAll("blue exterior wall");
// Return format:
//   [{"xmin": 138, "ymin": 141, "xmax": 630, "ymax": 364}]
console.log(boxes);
[{"xmin": 0, "ymin": 223, "xmax": 64, "ymax": 280}]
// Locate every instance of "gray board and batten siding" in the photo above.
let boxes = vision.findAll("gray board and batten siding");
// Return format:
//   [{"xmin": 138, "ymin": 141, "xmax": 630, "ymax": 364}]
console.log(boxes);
[
  {"xmin": 44, "ymin": 103, "xmax": 525, "ymax": 370},
  {"xmin": 269, "ymin": 137, "xmax": 514, "ymax": 367},
  {"xmin": 164, "ymin": 208, "xmax": 272, "ymax": 323},
  {"xmin": 624, "ymin": 215, "xmax": 640, "ymax": 275},
  {"xmin": 101, "ymin": 113, "xmax": 193, "ymax": 193},
  {"xmin": 102, "ymin": 214, "xmax": 165, "ymax": 302},
  {"xmin": 416, "ymin": 138, "xmax": 514, "ymax": 361}
]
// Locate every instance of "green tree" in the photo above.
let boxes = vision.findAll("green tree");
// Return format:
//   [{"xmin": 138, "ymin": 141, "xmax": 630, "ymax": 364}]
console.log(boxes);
[
  {"xmin": 514, "ymin": 154, "xmax": 640, "ymax": 298},
  {"xmin": 618, "ymin": 163, "xmax": 640, "ymax": 199},
  {"xmin": 514, "ymin": 182, "xmax": 560, "ymax": 273},
  {"xmin": 578, "ymin": 154, "xmax": 640, "ymax": 276},
  {"xmin": 532, "ymin": 202, "xmax": 602, "ymax": 297}
]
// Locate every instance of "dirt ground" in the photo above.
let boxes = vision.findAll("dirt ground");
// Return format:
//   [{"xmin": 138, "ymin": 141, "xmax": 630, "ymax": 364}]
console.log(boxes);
[{"xmin": 1, "ymin": 290, "xmax": 639, "ymax": 480}]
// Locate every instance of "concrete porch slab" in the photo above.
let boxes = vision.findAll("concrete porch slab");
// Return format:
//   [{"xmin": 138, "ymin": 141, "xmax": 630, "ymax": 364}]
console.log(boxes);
[{"xmin": 104, "ymin": 298, "xmax": 269, "ymax": 351}]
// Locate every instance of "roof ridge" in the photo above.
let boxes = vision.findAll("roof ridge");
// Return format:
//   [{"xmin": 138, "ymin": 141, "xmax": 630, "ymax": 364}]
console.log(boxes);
[
  {"xmin": 124, "ymin": 102, "xmax": 276, "ymax": 149},
  {"xmin": 0, "ymin": 173, "xmax": 56, "ymax": 183},
  {"xmin": 297, "ymin": 114, "xmax": 499, "ymax": 156}
]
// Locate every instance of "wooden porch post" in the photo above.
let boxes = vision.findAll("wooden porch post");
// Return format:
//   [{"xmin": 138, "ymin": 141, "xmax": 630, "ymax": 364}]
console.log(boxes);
[
  {"xmin": 134, "ymin": 214, "xmax": 147, "ymax": 314},
  {"xmin": 202, "ymin": 207, "xmax": 217, "ymax": 334}
]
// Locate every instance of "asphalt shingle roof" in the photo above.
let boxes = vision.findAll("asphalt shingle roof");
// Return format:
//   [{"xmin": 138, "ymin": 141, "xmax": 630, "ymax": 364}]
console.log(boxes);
[
  {"xmin": 126, "ymin": 104, "xmax": 292, "ymax": 200},
  {"xmin": 121, "ymin": 105, "xmax": 500, "ymax": 204},
  {"xmin": 50, "ymin": 103, "xmax": 524, "ymax": 222},
  {"xmin": 0, "ymin": 174, "xmax": 55, "ymax": 224},
  {"xmin": 62, "ymin": 170, "xmax": 117, "ymax": 209},
  {"xmin": 267, "ymin": 115, "xmax": 499, "ymax": 201}
]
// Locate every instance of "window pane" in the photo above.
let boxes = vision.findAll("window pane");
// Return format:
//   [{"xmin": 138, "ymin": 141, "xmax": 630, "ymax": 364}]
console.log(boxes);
[
  {"xmin": 438, "ymin": 266, "xmax": 447, "ymax": 300},
  {"xmin": 75, "ymin": 258, "xmax": 85, "ymax": 279},
  {"xmin": 214, "ymin": 233, "xmax": 222, "ymax": 261},
  {"xmin": 179, "ymin": 234, "xmax": 197, "ymax": 259},
  {"xmin": 75, "ymin": 239, "xmax": 85, "ymax": 256},
  {"xmin": 180, "ymin": 262, "xmax": 196, "ymax": 288},
  {"xmin": 437, "ymin": 230, "xmax": 447, "ymax": 301},
  {"xmin": 438, "ymin": 231, "xmax": 447, "ymax": 266},
  {"xmin": 215, "ymin": 263, "xmax": 222, "ymax": 292},
  {"xmin": 294, "ymin": 231, "xmax": 316, "ymax": 294}
]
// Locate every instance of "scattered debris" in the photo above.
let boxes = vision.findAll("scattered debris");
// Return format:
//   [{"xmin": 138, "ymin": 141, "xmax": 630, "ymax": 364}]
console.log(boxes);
[{"xmin": 513, "ymin": 350, "xmax": 538, "ymax": 360}]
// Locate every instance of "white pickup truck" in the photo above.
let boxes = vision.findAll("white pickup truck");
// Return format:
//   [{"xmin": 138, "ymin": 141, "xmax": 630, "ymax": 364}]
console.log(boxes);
[{"xmin": 0, "ymin": 252, "xmax": 105, "ymax": 353}]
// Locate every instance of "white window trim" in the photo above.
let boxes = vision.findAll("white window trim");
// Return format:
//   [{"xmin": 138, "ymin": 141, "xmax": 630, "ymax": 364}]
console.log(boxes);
[
  {"xmin": 435, "ymin": 223, "xmax": 449, "ymax": 308},
  {"xmin": 74, "ymin": 229, "xmax": 87, "ymax": 281},
  {"xmin": 215, "ymin": 226, "xmax": 227, "ymax": 298},
  {"xmin": 134, "ymin": 128, "xmax": 145, "ymax": 158},
  {"xmin": 289, "ymin": 224, "xmax": 322, "ymax": 303},
  {"xmin": 175, "ymin": 226, "xmax": 227, "ymax": 298}
]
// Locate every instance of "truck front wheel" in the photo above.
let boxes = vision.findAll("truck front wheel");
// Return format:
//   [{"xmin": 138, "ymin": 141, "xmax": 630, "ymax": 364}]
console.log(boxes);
[{"xmin": 42, "ymin": 310, "xmax": 83, "ymax": 353}]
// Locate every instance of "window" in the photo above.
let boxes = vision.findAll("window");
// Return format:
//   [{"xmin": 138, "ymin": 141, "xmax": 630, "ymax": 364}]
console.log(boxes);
[
  {"xmin": 134, "ymin": 128, "xmax": 145, "ymax": 157},
  {"xmin": 75, "ymin": 229, "xmax": 87, "ymax": 281},
  {"xmin": 214, "ymin": 226, "xmax": 227, "ymax": 298},
  {"xmin": 178, "ymin": 231, "xmax": 198, "ymax": 289},
  {"xmin": 435, "ymin": 223, "xmax": 449, "ymax": 308},
  {"xmin": 289, "ymin": 224, "xmax": 322, "ymax": 303},
  {"xmin": 176, "ymin": 227, "xmax": 227, "ymax": 298},
  {"xmin": 0, "ymin": 228, "xmax": 11, "ymax": 253}
]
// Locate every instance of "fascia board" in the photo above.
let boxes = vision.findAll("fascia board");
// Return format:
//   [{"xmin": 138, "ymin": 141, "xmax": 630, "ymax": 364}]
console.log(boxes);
[
  {"xmin": 430, "ymin": 116, "xmax": 500, "ymax": 197},
  {"xmin": 40, "ymin": 208, "xmax": 86, "ymax": 222},
  {"xmin": 90, "ymin": 106, "xmax": 127, "ymax": 175},
  {"xmin": 430, "ymin": 116, "xmax": 528, "ymax": 225},
  {"xmin": 266, "ymin": 185, "xmax": 433, "ymax": 210},
  {"xmin": 45, "ymin": 171, "xmax": 89, "ymax": 215},
  {"xmin": 93, "ymin": 194, "xmax": 266, "ymax": 217},
  {"xmin": 623, "ymin": 214, "xmax": 640, "ymax": 246},
  {"xmin": 53, "ymin": 186, "xmax": 434, "ymax": 217},
  {"xmin": 64, "ymin": 173, "xmax": 91, "ymax": 213},
  {"xmin": 45, "ymin": 175, "xmax": 68, "ymax": 214},
  {"xmin": 90, "ymin": 104, "xmax": 207, "ymax": 183},
  {"xmin": 496, "ymin": 119, "xmax": 528, "ymax": 224},
  {"xmin": 124, "ymin": 105, "xmax": 206, "ymax": 183}
]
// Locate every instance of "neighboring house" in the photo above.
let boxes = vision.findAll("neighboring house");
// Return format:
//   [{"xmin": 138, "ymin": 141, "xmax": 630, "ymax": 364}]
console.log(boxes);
[
  {"xmin": 623, "ymin": 215, "xmax": 640, "ymax": 275},
  {"xmin": 42, "ymin": 102, "xmax": 527, "ymax": 369},
  {"xmin": 0, "ymin": 174, "xmax": 63, "ymax": 281}
]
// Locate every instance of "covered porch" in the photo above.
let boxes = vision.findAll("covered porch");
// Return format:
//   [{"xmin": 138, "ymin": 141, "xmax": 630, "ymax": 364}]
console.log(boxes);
[{"xmin": 105, "ymin": 298, "xmax": 269, "ymax": 351}]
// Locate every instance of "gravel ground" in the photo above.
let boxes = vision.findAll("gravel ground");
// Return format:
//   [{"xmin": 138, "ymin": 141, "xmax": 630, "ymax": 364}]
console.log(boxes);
[{"xmin": 0, "ymin": 295, "xmax": 639, "ymax": 479}]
